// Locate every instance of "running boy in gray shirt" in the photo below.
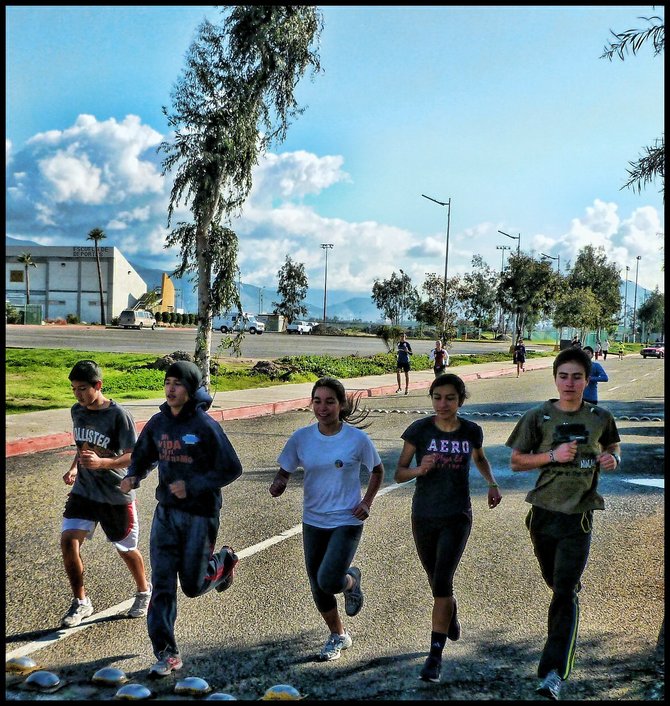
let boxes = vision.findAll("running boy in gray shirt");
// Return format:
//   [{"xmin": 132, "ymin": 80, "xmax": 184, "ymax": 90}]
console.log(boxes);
[{"xmin": 60, "ymin": 360, "xmax": 151, "ymax": 628}]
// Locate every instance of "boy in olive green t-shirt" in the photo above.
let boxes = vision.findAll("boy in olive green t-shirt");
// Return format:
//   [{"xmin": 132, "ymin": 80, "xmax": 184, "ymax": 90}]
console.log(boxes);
[{"xmin": 506, "ymin": 347, "xmax": 621, "ymax": 700}]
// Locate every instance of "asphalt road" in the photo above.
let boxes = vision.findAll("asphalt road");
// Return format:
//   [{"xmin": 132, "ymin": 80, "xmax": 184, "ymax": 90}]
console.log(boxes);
[
  {"xmin": 5, "ymin": 357, "xmax": 664, "ymax": 701},
  {"xmin": 5, "ymin": 324, "xmax": 551, "ymax": 358}
]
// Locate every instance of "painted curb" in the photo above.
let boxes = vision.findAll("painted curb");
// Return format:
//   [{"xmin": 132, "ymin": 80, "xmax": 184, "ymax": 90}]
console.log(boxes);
[{"xmin": 5, "ymin": 364, "xmax": 544, "ymax": 458}]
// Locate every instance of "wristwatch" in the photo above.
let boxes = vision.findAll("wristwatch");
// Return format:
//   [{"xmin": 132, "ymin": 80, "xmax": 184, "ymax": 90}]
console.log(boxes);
[
  {"xmin": 611, "ymin": 452, "xmax": 621, "ymax": 468},
  {"xmin": 548, "ymin": 449, "xmax": 555, "ymax": 463}
]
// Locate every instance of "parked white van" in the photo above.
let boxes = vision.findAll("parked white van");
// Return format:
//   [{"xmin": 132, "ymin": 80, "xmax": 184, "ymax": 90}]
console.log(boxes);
[
  {"xmin": 212, "ymin": 312, "xmax": 265, "ymax": 335},
  {"xmin": 118, "ymin": 309, "xmax": 157, "ymax": 330}
]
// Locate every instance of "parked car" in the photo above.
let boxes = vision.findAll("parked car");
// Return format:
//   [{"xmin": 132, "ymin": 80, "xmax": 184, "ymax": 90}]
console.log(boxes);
[
  {"xmin": 286, "ymin": 320, "xmax": 312, "ymax": 334},
  {"xmin": 640, "ymin": 343, "xmax": 664, "ymax": 359},
  {"xmin": 212, "ymin": 312, "xmax": 265, "ymax": 335},
  {"xmin": 118, "ymin": 309, "xmax": 157, "ymax": 330}
]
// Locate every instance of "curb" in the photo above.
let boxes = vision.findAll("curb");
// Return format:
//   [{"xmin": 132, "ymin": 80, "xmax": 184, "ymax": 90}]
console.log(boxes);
[{"xmin": 4, "ymin": 364, "xmax": 534, "ymax": 458}]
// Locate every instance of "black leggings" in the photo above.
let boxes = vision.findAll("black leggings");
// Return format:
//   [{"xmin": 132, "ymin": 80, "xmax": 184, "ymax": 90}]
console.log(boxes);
[
  {"xmin": 411, "ymin": 511, "xmax": 472, "ymax": 597},
  {"xmin": 303, "ymin": 522, "xmax": 363, "ymax": 613}
]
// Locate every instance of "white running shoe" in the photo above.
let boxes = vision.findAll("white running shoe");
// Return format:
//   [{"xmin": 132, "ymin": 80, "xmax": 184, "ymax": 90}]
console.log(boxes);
[
  {"xmin": 60, "ymin": 597, "xmax": 93, "ymax": 628},
  {"xmin": 128, "ymin": 584, "xmax": 152, "ymax": 618},
  {"xmin": 318, "ymin": 631, "xmax": 352, "ymax": 661}
]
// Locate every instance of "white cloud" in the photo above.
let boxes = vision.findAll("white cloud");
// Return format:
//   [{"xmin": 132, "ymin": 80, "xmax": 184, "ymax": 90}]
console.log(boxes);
[
  {"xmin": 250, "ymin": 151, "xmax": 349, "ymax": 204},
  {"xmin": 39, "ymin": 147, "xmax": 109, "ymax": 204},
  {"xmin": 5, "ymin": 115, "xmax": 664, "ymax": 298}
]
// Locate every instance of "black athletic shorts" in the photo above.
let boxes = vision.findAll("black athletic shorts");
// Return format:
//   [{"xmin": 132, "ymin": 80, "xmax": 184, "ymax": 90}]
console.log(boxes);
[{"xmin": 63, "ymin": 492, "xmax": 134, "ymax": 543}]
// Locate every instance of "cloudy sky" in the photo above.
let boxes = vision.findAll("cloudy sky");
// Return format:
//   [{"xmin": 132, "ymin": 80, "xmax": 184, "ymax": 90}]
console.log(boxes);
[{"xmin": 6, "ymin": 5, "xmax": 665, "ymax": 298}]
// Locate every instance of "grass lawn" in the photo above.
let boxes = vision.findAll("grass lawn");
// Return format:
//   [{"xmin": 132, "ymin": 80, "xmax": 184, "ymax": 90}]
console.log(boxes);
[{"xmin": 5, "ymin": 346, "xmax": 559, "ymax": 415}]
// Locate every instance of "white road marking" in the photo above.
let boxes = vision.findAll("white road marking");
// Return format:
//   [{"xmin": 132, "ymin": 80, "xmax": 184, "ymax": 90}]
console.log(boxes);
[
  {"xmin": 623, "ymin": 478, "xmax": 664, "ymax": 489},
  {"xmin": 6, "ymin": 481, "xmax": 408, "ymax": 661},
  {"xmin": 607, "ymin": 386, "xmax": 621, "ymax": 391}
]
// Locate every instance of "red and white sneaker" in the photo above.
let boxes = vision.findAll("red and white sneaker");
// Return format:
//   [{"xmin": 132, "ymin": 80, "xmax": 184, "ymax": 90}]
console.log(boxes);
[
  {"xmin": 149, "ymin": 651, "xmax": 183, "ymax": 677},
  {"xmin": 215, "ymin": 546, "xmax": 239, "ymax": 593}
]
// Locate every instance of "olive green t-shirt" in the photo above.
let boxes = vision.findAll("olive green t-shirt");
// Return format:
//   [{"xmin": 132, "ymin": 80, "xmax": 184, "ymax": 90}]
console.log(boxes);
[{"xmin": 506, "ymin": 400, "xmax": 620, "ymax": 514}]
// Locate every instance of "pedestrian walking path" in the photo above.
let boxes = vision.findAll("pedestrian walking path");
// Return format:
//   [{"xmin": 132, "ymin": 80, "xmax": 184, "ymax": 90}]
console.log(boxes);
[{"xmin": 5, "ymin": 358, "xmax": 555, "ymax": 457}]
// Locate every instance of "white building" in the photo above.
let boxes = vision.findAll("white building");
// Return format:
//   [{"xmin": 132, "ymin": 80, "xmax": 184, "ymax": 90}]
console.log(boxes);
[{"xmin": 6, "ymin": 245, "xmax": 148, "ymax": 323}]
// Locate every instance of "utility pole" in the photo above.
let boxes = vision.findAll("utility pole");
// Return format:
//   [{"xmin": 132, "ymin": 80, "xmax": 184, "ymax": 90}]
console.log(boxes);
[
  {"xmin": 632, "ymin": 256, "xmax": 641, "ymax": 343},
  {"xmin": 498, "ymin": 229, "xmax": 521, "ymax": 338},
  {"xmin": 496, "ymin": 245, "xmax": 510, "ymax": 335},
  {"xmin": 422, "ymin": 194, "xmax": 451, "ymax": 338},
  {"xmin": 321, "ymin": 244, "xmax": 333, "ymax": 324},
  {"xmin": 623, "ymin": 265, "xmax": 630, "ymax": 342}
]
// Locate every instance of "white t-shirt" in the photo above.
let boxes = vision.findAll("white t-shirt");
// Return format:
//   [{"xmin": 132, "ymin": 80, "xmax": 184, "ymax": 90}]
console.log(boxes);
[{"xmin": 278, "ymin": 422, "xmax": 382, "ymax": 529}]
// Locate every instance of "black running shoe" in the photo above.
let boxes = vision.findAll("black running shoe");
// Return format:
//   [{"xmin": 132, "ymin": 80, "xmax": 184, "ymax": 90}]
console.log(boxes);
[
  {"xmin": 447, "ymin": 599, "xmax": 461, "ymax": 641},
  {"xmin": 419, "ymin": 655, "xmax": 441, "ymax": 683},
  {"xmin": 215, "ymin": 546, "xmax": 239, "ymax": 593}
]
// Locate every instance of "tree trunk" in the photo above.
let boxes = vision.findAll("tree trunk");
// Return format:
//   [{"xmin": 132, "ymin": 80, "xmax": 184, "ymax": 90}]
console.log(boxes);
[
  {"xmin": 194, "ymin": 225, "xmax": 213, "ymax": 388},
  {"xmin": 94, "ymin": 243, "xmax": 106, "ymax": 325},
  {"xmin": 24, "ymin": 267, "xmax": 30, "ymax": 305}
]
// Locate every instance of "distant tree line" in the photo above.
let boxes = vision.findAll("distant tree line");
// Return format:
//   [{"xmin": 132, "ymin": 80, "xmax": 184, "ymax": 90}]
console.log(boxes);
[{"xmin": 368, "ymin": 244, "xmax": 664, "ymax": 345}]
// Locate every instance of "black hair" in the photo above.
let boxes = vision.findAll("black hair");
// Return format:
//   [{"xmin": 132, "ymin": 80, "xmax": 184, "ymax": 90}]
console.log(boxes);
[
  {"xmin": 553, "ymin": 347, "xmax": 592, "ymax": 378},
  {"xmin": 311, "ymin": 377, "xmax": 371, "ymax": 428},
  {"xmin": 583, "ymin": 346, "xmax": 594, "ymax": 354},
  {"xmin": 428, "ymin": 373, "xmax": 469, "ymax": 405},
  {"xmin": 68, "ymin": 360, "xmax": 102, "ymax": 385}
]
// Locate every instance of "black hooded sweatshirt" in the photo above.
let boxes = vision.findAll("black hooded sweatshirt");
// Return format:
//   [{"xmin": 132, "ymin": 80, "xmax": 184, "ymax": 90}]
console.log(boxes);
[{"xmin": 125, "ymin": 387, "xmax": 242, "ymax": 517}]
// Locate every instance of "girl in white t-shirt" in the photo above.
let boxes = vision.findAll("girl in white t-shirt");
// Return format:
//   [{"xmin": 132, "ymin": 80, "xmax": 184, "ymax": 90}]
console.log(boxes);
[{"xmin": 269, "ymin": 377, "xmax": 384, "ymax": 663}]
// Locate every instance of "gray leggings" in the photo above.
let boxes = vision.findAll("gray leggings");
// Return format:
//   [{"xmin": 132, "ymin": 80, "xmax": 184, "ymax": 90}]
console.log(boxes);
[{"xmin": 303, "ymin": 522, "xmax": 363, "ymax": 613}]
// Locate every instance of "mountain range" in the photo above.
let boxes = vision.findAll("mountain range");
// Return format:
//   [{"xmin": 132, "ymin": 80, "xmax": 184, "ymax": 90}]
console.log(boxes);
[{"xmin": 7, "ymin": 236, "xmax": 657, "ymax": 323}]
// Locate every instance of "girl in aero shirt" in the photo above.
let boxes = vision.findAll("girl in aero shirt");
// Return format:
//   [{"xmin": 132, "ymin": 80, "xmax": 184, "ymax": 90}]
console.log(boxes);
[{"xmin": 395, "ymin": 373, "xmax": 501, "ymax": 684}]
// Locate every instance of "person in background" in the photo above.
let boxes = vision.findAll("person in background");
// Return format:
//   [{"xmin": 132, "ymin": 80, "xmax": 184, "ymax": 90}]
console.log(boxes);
[
  {"xmin": 120, "ymin": 361, "xmax": 243, "ymax": 678},
  {"xmin": 513, "ymin": 338, "xmax": 526, "ymax": 378},
  {"xmin": 395, "ymin": 373, "xmax": 502, "ymax": 684},
  {"xmin": 506, "ymin": 347, "xmax": 621, "ymax": 700},
  {"xmin": 601, "ymin": 337, "xmax": 609, "ymax": 360},
  {"xmin": 60, "ymin": 360, "xmax": 151, "ymax": 629},
  {"xmin": 582, "ymin": 346, "xmax": 608, "ymax": 404},
  {"xmin": 618, "ymin": 341, "xmax": 625, "ymax": 360},
  {"xmin": 429, "ymin": 339, "xmax": 450, "ymax": 377},
  {"xmin": 269, "ymin": 377, "xmax": 384, "ymax": 662},
  {"xmin": 396, "ymin": 333, "xmax": 413, "ymax": 395}
]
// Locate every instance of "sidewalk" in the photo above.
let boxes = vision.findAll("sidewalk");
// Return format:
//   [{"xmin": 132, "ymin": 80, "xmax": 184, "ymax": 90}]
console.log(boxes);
[{"xmin": 5, "ymin": 358, "xmax": 555, "ymax": 457}]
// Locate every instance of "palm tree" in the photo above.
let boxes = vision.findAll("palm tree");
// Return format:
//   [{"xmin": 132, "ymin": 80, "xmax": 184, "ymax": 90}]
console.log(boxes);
[
  {"xmin": 17, "ymin": 252, "xmax": 37, "ymax": 305},
  {"xmin": 86, "ymin": 227, "xmax": 106, "ymax": 325}
]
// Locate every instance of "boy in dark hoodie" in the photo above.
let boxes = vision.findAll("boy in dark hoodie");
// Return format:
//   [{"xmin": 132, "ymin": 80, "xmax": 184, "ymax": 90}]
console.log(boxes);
[{"xmin": 120, "ymin": 361, "xmax": 243, "ymax": 677}]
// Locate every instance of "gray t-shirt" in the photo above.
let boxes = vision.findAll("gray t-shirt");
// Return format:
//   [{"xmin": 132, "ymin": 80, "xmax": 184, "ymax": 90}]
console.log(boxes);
[
  {"xmin": 506, "ymin": 400, "xmax": 620, "ymax": 514},
  {"xmin": 70, "ymin": 400, "xmax": 137, "ymax": 504}
]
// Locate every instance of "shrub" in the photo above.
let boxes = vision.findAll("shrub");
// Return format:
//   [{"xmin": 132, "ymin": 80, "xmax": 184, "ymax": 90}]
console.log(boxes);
[
  {"xmin": 66, "ymin": 313, "xmax": 80, "ymax": 324},
  {"xmin": 5, "ymin": 302, "xmax": 21, "ymax": 324}
]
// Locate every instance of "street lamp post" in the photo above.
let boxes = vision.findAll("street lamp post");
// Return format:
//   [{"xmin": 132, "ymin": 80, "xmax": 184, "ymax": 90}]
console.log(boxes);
[
  {"xmin": 498, "ymin": 229, "xmax": 521, "ymax": 338},
  {"xmin": 632, "ymin": 255, "xmax": 641, "ymax": 343},
  {"xmin": 399, "ymin": 268, "xmax": 405, "ymax": 328},
  {"xmin": 496, "ymin": 245, "xmax": 511, "ymax": 335},
  {"xmin": 623, "ymin": 266, "xmax": 630, "ymax": 342},
  {"xmin": 422, "ymin": 194, "xmax": 451, "ymax": 337},
  {"xmin": 540, "ymin": 252, "xmax": 560, "ymax": 273},
  {"xmin": 541, "ymin": 253, "xmax": 561, "ymax": 350},
  {"xmin": 498, "ymin": 229, "xmax": 521, "ymax": 255},
  {"xmin": 321, "ymin": 243, "xmax": 333, "ymax": 325}
]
